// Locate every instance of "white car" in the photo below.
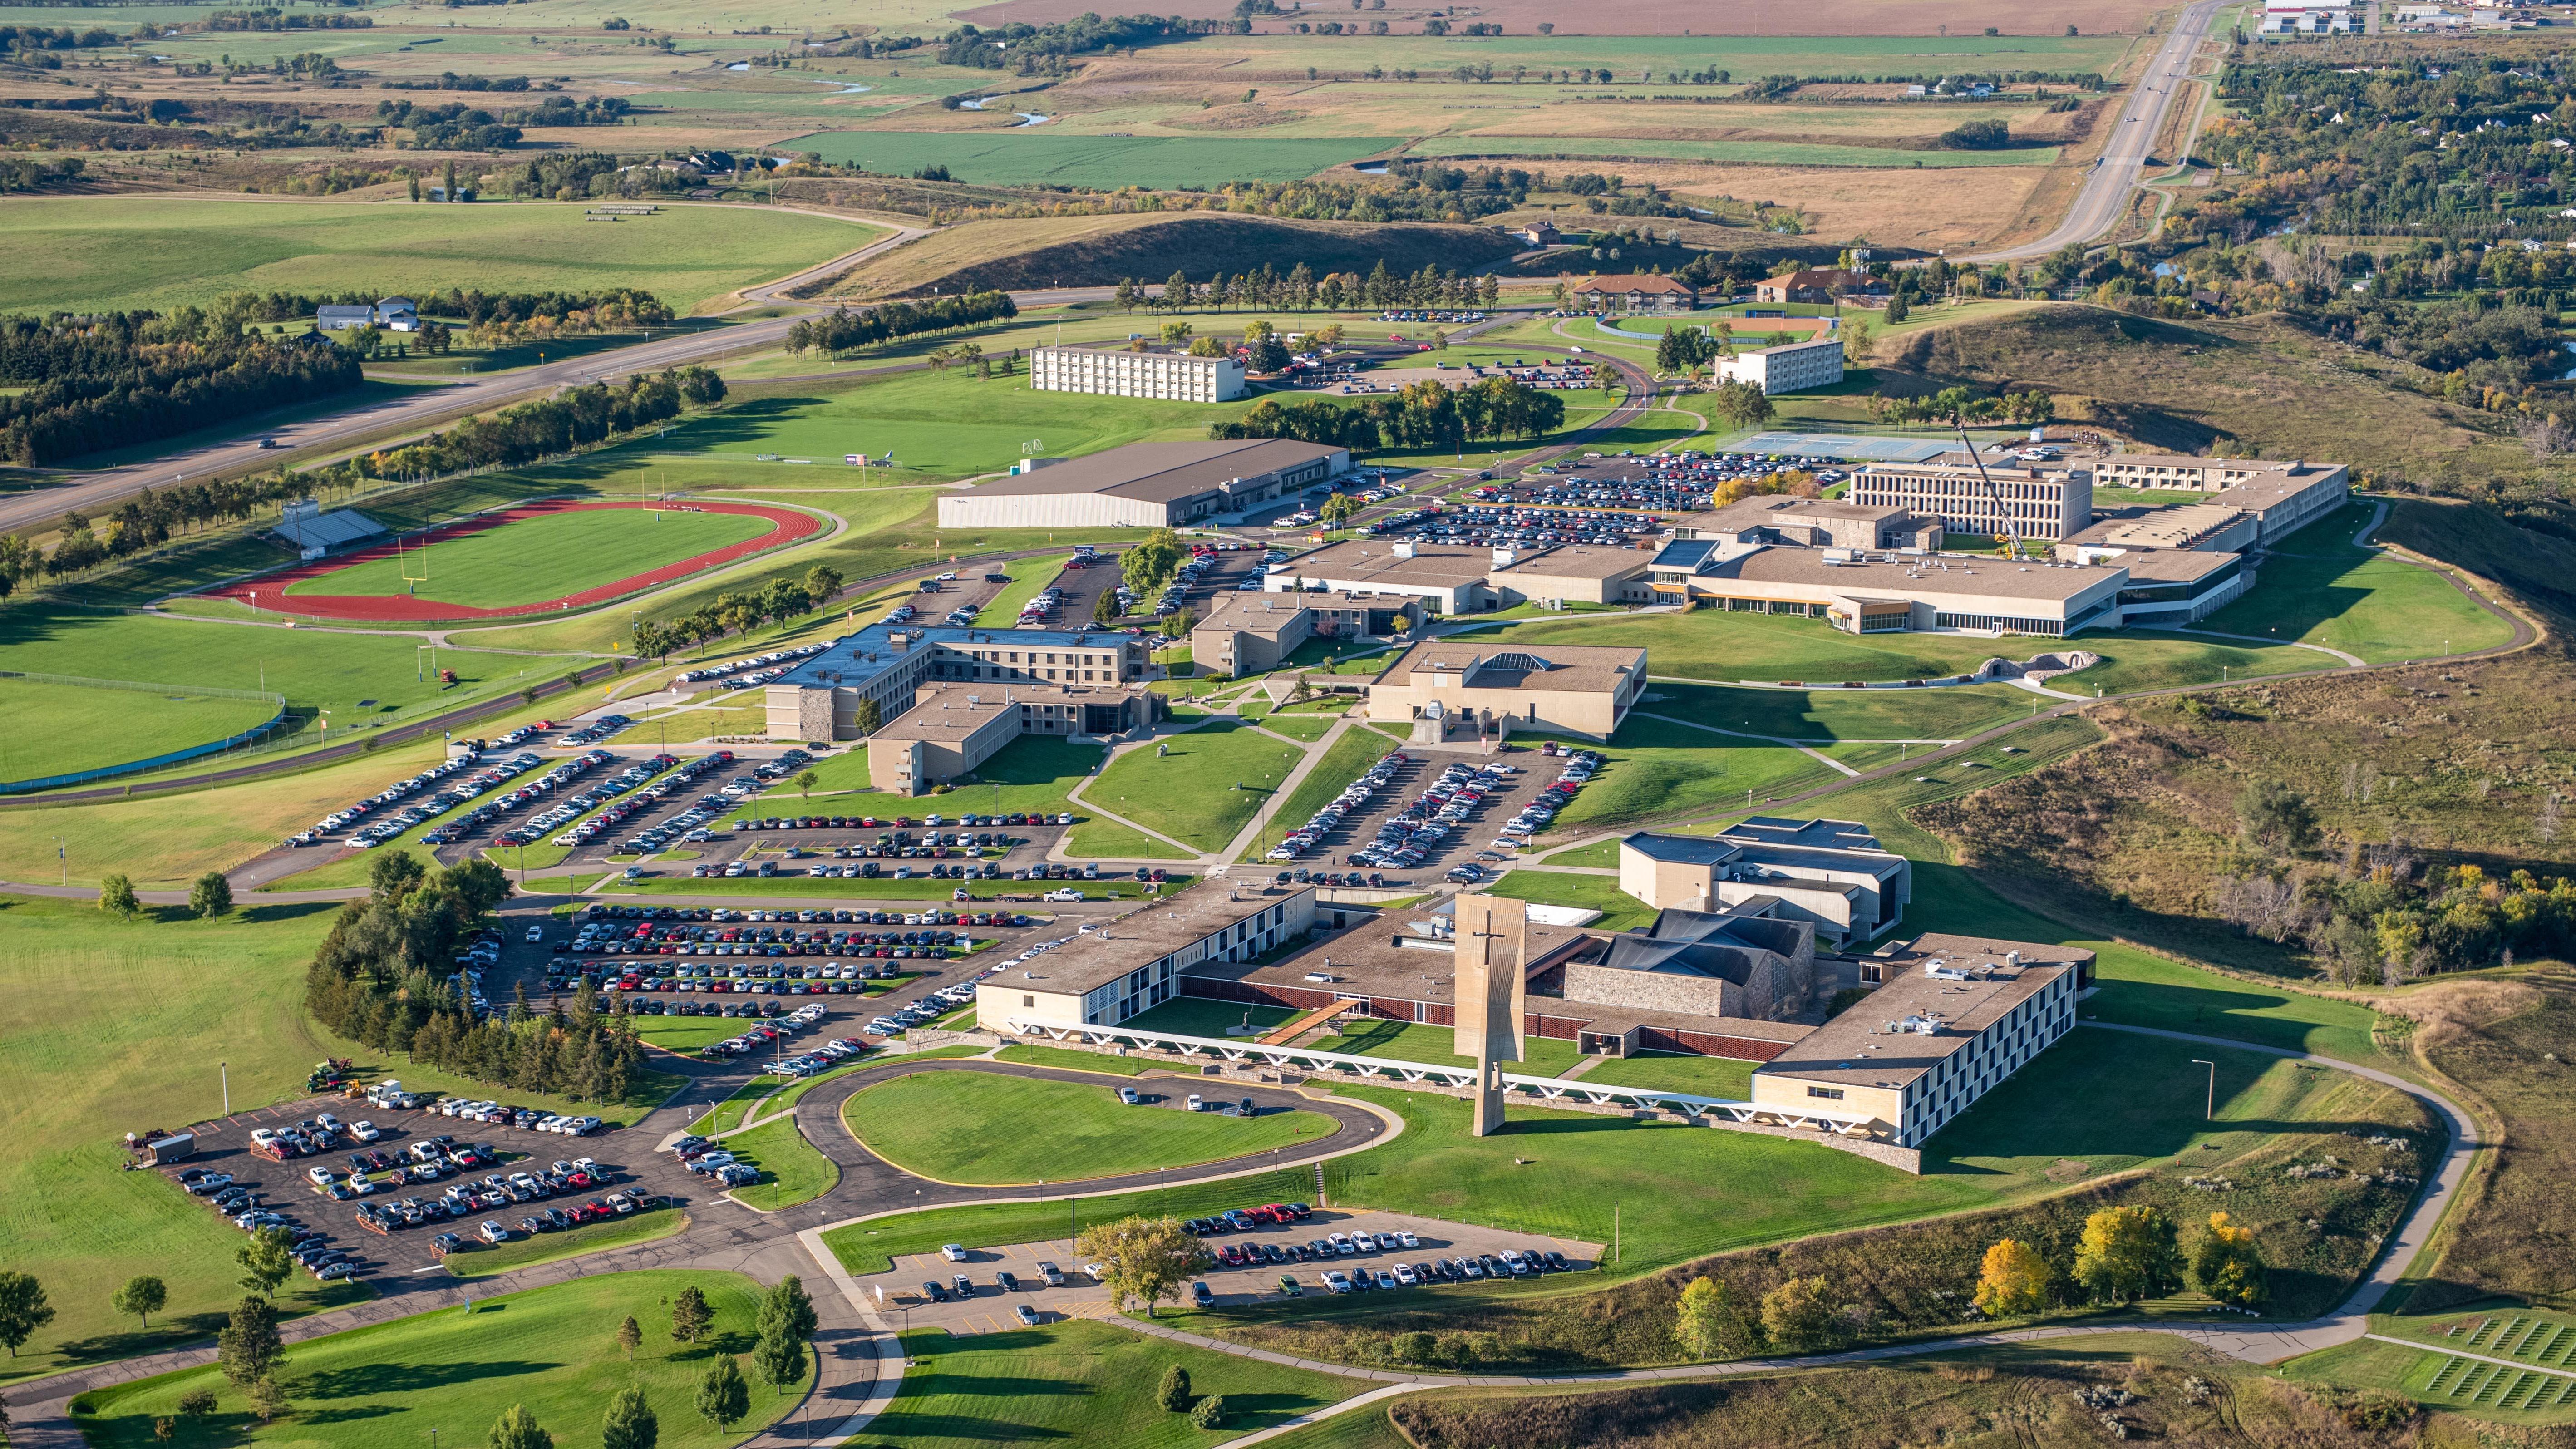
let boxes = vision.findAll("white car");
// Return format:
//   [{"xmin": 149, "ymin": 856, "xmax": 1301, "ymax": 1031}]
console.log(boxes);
[
  {"xmin": 1396, "ymin": 1230, "xmax": 1420, "ymax": 1249},
  {"xmin": 478, "ymin": 1220, "xmax": 511, "ymax": 1244},
  {"xmin": 941, "ymin": 1243, "xmax": 970, "ymax": 1262},
  {"xmin": 526, "ymin": 926, "xmax": 544, "ymax": 942},
  {"xmin": 351, "ymin": 1120, "xmax": 380, "ymax": 1143}
]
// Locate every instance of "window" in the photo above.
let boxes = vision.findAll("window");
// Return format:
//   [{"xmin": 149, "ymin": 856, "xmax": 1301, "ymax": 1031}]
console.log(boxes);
[
  {"xmin": 1805, "ymin": 1085, "xmax": 1845, "ymax": 1100},
  {"xmin": 1021, "ymin": 994, "xmax": 1034, "ymax": 1008}
]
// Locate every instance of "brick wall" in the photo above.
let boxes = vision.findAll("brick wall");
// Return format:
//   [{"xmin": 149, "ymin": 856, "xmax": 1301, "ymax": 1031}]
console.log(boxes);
[{"xmin": 1640, "ymin": 1025, "xmax": 1794, "ymax": 1062}]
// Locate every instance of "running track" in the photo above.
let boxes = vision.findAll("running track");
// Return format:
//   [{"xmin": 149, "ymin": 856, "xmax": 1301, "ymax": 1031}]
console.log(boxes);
[{"xmin": 205, "ymin": 498, "xmax": 822, "ymax": 622}]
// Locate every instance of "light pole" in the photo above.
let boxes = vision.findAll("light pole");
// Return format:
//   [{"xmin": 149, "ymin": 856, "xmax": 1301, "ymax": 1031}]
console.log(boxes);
[
  {"xmin": 54, "ymin": 835, "xmax": 68, "ymax": 887},
  {"xmin": 222, "ymin": 1060, "xmax": 231, "ymax": 1115},
  {"xmin": 2190, "ymin": 1058, "xmax": 2216, "ymax": 1120}
]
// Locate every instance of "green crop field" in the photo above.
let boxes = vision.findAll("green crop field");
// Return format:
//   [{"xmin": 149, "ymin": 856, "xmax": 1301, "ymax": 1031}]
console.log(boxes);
[
  {"xmin": 870, "ymin": 1320, "xmax": 1362, "ymax": 1449},
  {"xmin": 1409, "ymin": 135, "xmax": 2059, "ymax": 168},
  {"xmin": 1086, "ymin": 718, "xmax": 1307, "ymax": 853},
  {"xmin": 1204, "ymin": 30, "xmax": 2136, "ymax": 79},
  {"xmin": 0, "ymin": 678, "xmax": 281, "ymax": 786},
  {"xmin": 842, "ymin": 1070, "xmax": 1337, "ymax": 1184},
  {"xmin": 286, "ymin": 507, "xmax": 777, "ymax": 610},
  {"xmin": 789, "ymin": 133, "xmax": 1402, "ymax": 189},
  {"xmin": 0, "ymin": 198, "xmax": 879, "ymax": 317},
  {"xmin": 0, "ymin": 893, "xmax": 680, "ymax": 1383},
  {"xmin": 71, "ymin": 1271, "xmax": 808, "ymax": 1449}
]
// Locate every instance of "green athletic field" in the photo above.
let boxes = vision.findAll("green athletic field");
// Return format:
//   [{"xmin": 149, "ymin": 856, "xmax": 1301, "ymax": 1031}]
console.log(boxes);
[
  {"xmin": 790, "ymin": 133, "xmax": 1402, "ymax": 189},
  {"xmin": 842, "ymin": 1070, "xmax": 1337, "ymax": 1184},
  {"xmin": 71, "ymin": 1271, "xmax": 807, "ymax": 1449},
  {"xmin": 0, "ymin": 197, "xmax": 882, "ymax": 316},
  {"xmin": 284, "ymin": 507, "xmax": 776, "ymax": 610},
  {"xmin": 0, "ymin": 678, "xmax": 280, "ymax": 785}
]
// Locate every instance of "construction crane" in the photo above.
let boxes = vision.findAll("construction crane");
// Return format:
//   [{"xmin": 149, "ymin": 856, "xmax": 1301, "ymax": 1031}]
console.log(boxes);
[{"xmin": 1951, "ymin": 414, "xmax": 2030, "ymax": 561}]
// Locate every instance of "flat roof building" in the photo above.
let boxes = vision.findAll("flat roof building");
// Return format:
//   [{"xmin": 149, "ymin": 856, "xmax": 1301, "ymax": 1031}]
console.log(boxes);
[
  {"xmin": 978, "ymin": 884, "xmax": 1320, "ymax": 1030},
  {"xmin": 1715, "ymin": 336, "xmax": 1845, "ymax": 396},
  {"xmin": 1266, "ymin": 538, "xmax": 1656, "ymax": 613},
  {"xmin": 1849, "ymin": 457, "xmax": 2095, "ymax": 542},
  {"xmin": 1751, "ymin": 934, "xmax": 2090, "ymax": 1147},
  {"xmin": 865, "ymin": 680, "xmax": 1158, "ymax": 795},
  {"xmin": 937, "ymin": 439, "xmax": 1349, "ymax": 531},
  {"xmin": 1187, "ymin": 590, "xmax": 1424, "ymax": 679},
  {"xmin": 1030, "ymin": 345, "xmax": 1245, "ymax": 403},
  {"xmin": 1620, "ymin": 818, "xmax": 1911, "ymax": 946},
  {"xmin": 763, "ymin": 621, "xmax": 1151, "ymax": 743},
  {"xmin": 1650, "ymin": 536, "xmax": 2130, "ymax": 637},
  {"xmin": 1680, "ymin": 496, "xmax": 1943, "ymax": 552},
  {"xmin": 1365, "ymin": 640, "xmax": 1646, "ymax": 741}
]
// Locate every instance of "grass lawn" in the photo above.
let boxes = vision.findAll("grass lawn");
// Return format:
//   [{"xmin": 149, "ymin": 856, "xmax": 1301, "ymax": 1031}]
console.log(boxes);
[
  {"xmin": 439, "ymin": 1204, "xmax": 689, "ymax": 1278},
  {"xmin": 793, "ymin": 131, "xmax": 1401, "ymax": 188},
  {"xmin": 1087, "ymin": 719, "xmax": 1308, "ymax": 853},
  {"xmin": 1537, "ymin": 839, "xmax": 1619, "ymax": 867},
  {"xmin": 286, "ymin": 507, "xmax": 774, "ymax": 611},
  {"xmin": 2199, "ymin": 502, "xmax": 2514, "ymax": 664},
  {"xmin": 869, "ymin": 1319, "xmax": 1363, "ymax": 1448},
  {"xmin": 812, "ymin": 733, "xmax": 1105, "ymax": 814},
  {"xmin": 632, "ymin": 1011, "xmax": 790, "ymax": 1053},
  {"xmin": 71, "ymin": 1271, "xmax": 808, "ymax": 1449},
  {"xmin": 985, "ymin": 552, "xmax": 1075, "ymax": 625},
  {"xmin": 2050, "ymin": 633, "xmax": 2321, "ymax": 696},
  {"xmin": 1577, "ymin": 1050, "xmax": 1758, "ymax": 1100},
  {"xmin": 824, "ymin": 1168, "xmax": 1318, "ymax": 1275},
  {"xmin": 993, "ymin": 1044, "xmax": 1152, "ymax": 1076},
  {"xmin": 2286, "ymin": 1311, "xmax": 2576, "ymax": 1423},
  {"xmin": 0, "ymin": 196, "xmax": 880, "ymax": 315},
  {"xmin": 843, "ymin": 1070, "xmax": 1337, "ymax": 1185},
  {"xmin": 721, "ymin": 1113, "xmax": 841, "ymax": 1210},
  {"xmin": 688, "ymin": 1076, "xmax": 788, "ymax": 1134},
  {"xmin": 1119, "ymin": 999, "xmax": 1300, "ymax": 1038},
  {"xmin": 1529, "ymin": 720, "xmax": 1836, "ymax": 832},
  {"xmin": 1240, "ymin": 726, "xmax": 1397, "ymax": 862},
  {"xmin": 1480, "ymin": 870, "xmax": 1661, "ymax": 933},
  {"xmin": 1643, "ymin": 681, "xmax": 2038, "ymax": 744},
  {"xmin": 1249, "ymin": 712, "xmax": 1340, "ymax": 743},
  {"xmin": 1311, "ymin": 1017, "xmax": 1585, "ymax": 1078},
  {"xmin": 0, "ymin": 677, "xmax": 281, "ymax": 786}
]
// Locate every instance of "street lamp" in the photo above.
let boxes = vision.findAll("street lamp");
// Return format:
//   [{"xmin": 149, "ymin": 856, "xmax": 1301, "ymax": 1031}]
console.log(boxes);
[{"xmin": 2190, "ymin": 1058, "xmax": 2216, "ymax": 1120}]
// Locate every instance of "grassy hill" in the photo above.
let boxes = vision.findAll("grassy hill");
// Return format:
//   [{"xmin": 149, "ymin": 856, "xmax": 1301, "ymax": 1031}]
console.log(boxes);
[{"xmin": 825, "ymin": 212, "xmax": 1525, "ymax": 299}]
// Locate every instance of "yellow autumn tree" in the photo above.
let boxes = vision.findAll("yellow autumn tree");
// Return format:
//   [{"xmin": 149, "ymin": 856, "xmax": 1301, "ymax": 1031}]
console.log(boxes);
[
  {"xmin": 2189, "ymin": 1211, "xmax": 2267, "ymax": 1308},
  {"xmin": 1971, "ymin": 1237, "xmax": 2054, "ymax": 1318}
]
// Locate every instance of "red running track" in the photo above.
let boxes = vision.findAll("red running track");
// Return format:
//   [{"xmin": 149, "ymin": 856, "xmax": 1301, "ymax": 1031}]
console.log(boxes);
[{"xmin": 206, "ymin": 499, "xmax": 823, "ymax": 622}]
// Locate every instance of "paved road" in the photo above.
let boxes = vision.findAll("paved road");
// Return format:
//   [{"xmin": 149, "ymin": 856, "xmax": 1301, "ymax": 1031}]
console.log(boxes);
[{"xmin": 1966, "ymin": 0, "xmax": 2232, "ymax": 261}]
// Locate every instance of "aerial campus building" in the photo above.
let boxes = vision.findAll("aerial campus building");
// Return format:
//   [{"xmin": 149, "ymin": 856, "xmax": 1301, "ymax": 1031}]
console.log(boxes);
[
  {"xmin": 977, "ymin": 829, "xmax": 2086, "ymax": 1162},
  {"xmin": 1362, "ymin": 640, "xmax": 1648, "ymax": 741},
  {"xmin": 762, "ymin": 619, "xmax": 1156, "ymax": 769},
  {"xmin": 1266, "ymin": 538, "xmax": 1659, "ymax": 611},
  {"xmin": 1186, "ymin": 590, "xmax": 1425, "ymax": 678},
  {"xmin": 1714, "ymin": 336, "xmax": 1846, "ymax": 396},
  {"xmin": 936, "ymin": 439, "xmax": 1350, "ymax": 531},
  {"xmin": 1028, "ymin": 345, "xmax": 1246, "ymax": 402}
]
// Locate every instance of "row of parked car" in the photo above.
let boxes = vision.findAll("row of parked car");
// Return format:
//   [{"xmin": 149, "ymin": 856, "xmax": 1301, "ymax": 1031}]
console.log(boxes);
[
  {"xmin": 734, "ymin": 810, "xmax": 1073, "ymax": 833},
  {"xmin": 489, "ymin": 749, "xmax": 621, "ymax": 847},
  {"xmin": 1493, "ymin": 749, "xmax": 1601, "ymax": 851},
  {"xmin": 1270, "ymin": 750, "xmax": 1411, "ymax": 862},
  {"xmin": 1388, "ymin": 502, "xmax": 1660, "ymax": 551},
  {"xmin": 1313, "ymin": 1247, "xmax": 1571, "ymax": 1295},
  {"xmin": 175, "ymin": 1168, "xmax": 358, "ymax": 1281},
  {"xmin": 865, "ymin": 980, "xmax": 975, "ymax": 1037},
  {"xmin": 666, "ymin": 1135, "xmax": 763, "ymax": 1188},
  {"xmin": 560, "ymin": 714, "xmax": 635, "ymax": 747},
  {"xmin": 290, "ymin": 743, "xmax": 541, "ymax": 849},
  {"xmin": 774, "ymin": 1032, "xmax": 873, "ymax": 1075},
  {"xmin": 698, "ymin": 1001, "xmax": 837, "ymax": 1059},
  {"xmin": 543, "ymin": 754, "xmax": 684, "ymax": 849},
  {"xmin": 674, "ymin": 641, "xmax": 827, "ymax": 686},
  {"xmin": 414, "ymin": 752, "xmax": 557, "ymax": 846},
  {"xmin": 1351, "ymin": 759, "xmax": 1518, "ymax": 871}
]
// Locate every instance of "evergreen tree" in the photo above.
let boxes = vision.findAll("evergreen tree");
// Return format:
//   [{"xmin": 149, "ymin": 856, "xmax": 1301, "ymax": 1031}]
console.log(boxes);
[
  {"xmin": 487, "ymin": 1403, "xmax": 551, "ymax": 1449},
  {"xmin": 759, "ymin": 1277, "xmax": 818, "ymax": 1341},
  {"xmin": 216, "ymin": 1296, "xmax": 281, "ymax": 1386},
  {"xmin": 695, "ymin": 1355, "xmax": 749, "ymax": 1432},
  {"xmin": 601, "ymin": 1386, "xmax": 657, "ymax": 1449},
  {"xmin": 670, "ymin": 1286, "xmax": 712, "ymax": 1344}
]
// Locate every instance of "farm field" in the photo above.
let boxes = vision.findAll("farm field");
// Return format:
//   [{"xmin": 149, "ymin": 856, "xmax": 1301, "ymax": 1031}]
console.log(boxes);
[
  {"xmin": 71, "ymin": 1271, "xmax": 808, "ymax": 1449},
  {"xmin": 1084, "ymin": 718, "xmax": 1307, "ymax": 853},
  {"xmin": 842, "ymin": 1070, "xmax": 1337, "ymax": 1184},
  {"xmin": 0, "ymin": 678, "xmax": 281, "ymax": 788},
  {"xmin": 0, "ymin": 197, "xmax": 881, "ymax": 316},
  {"xmin": 789, "ymin": 132, "xmax": 1404, "ymax": 188},
  {"xmin": 1409, "ymin": 135, "xmax": 2059, "ymax": 168},
  {"xmin": 868, "ymin": 1320, "xmax": 1362, "ymax": 1449},
  {"xmin": 284, "ymin": 505, "xmax": 775, "ymax": 611},
  {"xmin": 1139, "ymin": 30, "xmax": 2142, "ymax": 77}
]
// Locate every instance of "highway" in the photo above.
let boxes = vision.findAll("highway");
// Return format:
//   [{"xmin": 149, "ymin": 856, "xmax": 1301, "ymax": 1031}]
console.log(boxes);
[{"xmin": 1965, "ymin": 0, "xmax": 2232, "ymax": 262}]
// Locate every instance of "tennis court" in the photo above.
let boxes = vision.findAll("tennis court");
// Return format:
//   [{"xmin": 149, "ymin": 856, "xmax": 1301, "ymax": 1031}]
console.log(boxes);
[{"xmin": 1724, "ymin": 432, "xmax": 1958, "ymax": 461}]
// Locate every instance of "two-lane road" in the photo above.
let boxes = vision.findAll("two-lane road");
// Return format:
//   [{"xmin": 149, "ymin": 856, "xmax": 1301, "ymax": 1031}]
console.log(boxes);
[{"xmin": 1967, "ymin": 0, "xmax": 2232, "ymax": 261}]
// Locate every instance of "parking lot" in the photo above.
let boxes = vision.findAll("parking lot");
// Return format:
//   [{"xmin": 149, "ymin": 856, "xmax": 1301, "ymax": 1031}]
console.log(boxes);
[
  {"xmin": 151, "ymin": 1094, "xmax": 700, "ymax": 1279},
  {"xmin": 1265, "ymin": 744, "xmax": 1594, "ymax": 882},
  {"xmin": 865, "ymin": 1207, "xmax": 1601, "ymax": 1336}
]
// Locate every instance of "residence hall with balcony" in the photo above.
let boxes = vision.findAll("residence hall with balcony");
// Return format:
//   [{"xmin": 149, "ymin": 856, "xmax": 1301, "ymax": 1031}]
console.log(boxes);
[
  {"xmin": 1187, "ymin": 590, "xmax": 1425, "ymax": 678},
  {"xmin": 1266, "ymin": 538, "xmax": 1658, "ymax": 613},
  {"xmin": 763, "ymin": 621, "xmax": 1151, "ymax": 744},
  {"xmin": 936, "ymin": 439, "xmax": 1350, "ymax": 531}
]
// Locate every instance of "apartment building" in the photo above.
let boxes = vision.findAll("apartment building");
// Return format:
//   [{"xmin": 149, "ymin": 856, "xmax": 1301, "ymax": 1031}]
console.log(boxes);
[{"xmin": 1029, "ymin": 345, "xmax": 1246, "ymax": 402}]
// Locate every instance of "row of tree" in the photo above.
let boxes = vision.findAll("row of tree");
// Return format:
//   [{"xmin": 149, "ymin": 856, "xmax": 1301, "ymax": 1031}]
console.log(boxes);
[
  {"xmin": 630, "ymin": 564, "xmax": 844, "ymax": 660},
  {"xmin": 783, "ymin": 291, "xmax": 1019, "ymax": 358},
  {"xmin": 0, "ymin": 320, "xmax": 362, "ymax": 467},
  {"xmin": 1208, "ymin": 376, "xmax": 1566, "ymax": 455},
  {"xmin": 358, "ymin": 367, "xmax": 722, "ymax": 484},
  {"xmin": 303, "ymin": 854, "xmax": 647, "ymax": 1104},
  {"xmin": 1115, "ymin": 261, "xmax": 1502, "ymax": 315}
]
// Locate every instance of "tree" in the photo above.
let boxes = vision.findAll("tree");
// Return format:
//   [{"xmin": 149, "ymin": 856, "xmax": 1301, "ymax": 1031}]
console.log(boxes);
[
  {"xmin": 1076, "ymin": 1215, "xmax": 1207, "ymax": 1319},
  {"xmin": 795, "ymin": 770, "xmax": 819, "ymax": 799},
  {"xmin": 696, "ymin": 1354, "xmax": 750, "ymax": 1433},
  {"xmin": 1709, "ymin": 379, "xmax": 1777, "ymax": 430},
  {"xmin": 113, "ymin": 1276, "xmax": 168, "ymax": 1330},
  {"xmin": 369, "ymin": 848, "xmax": 427, "ymax": 901},
  {"xmin": 154, "ymin": 1416, "xmax": 176, "ymax": 1447},
  {"xmin": 803, "ymin": 564, "xmax": 843, "ymax": 606},
  {"xmin": 1673, "ymin": 1276, "xmax": 1760, "ymax": 1359},
  {"xmin": 601, "ymin": 1386, "xmax": 658, "ymax": 1449},
  {"xmin": 753, "ymin": 1323, "xmax": 805, "ymax": 1397},
  {"xmin": 2236, "ymin": 779, "xmax": 2320, "ymax": 854},
  {"xmin": 670, "ymin": 1285, "xmax": 712, "ymax": 1344},
  {"xmin": 99, "ymin": 873, "xmax": 141, "ymax": 919},
  {"xmin": 2072, "ymin": 1205, "xmax": 2183, "ymax": 1304},
  {"xmin": 1189, "ymin": 1396, "xmax": 1227, "ymax": 1429},
  {"xmin": 1758, "ymin": 1275, "xmax": 1850, "ymax": 1353},
  {"xmin": 760, "ymin": 1276, "xmax": 818, "ymax": 1342},
  {"xmin": 190, "ymin": 872, "xmax": 234, "ymax": 921},
  {"xmin": 616, "ymin": 1315, "xmax": 642, "ymax": 1361},
  {"xmin": 1157, "ymin": 1364, "xmax": 1192, "ymax": 1412},
  {"xmin": 488, "ymin": 1403, "xmax": 552, "ymax": 1449},
  {"xmin": 852, "ymin": 696, "xmax": 882, "ymax": 736},
  {"xmin": 1092, "ymin": 586, "xmax": 1118, "ymax": 626},
  {"xmin": 0, "ymin": 1272, "xmax": 55, "ymax": 1358},
  {"xmin": 246, "ymin": 1375, "xmax": 290, "ymax": 1426},
  {"xmin": 1120, "ymin": 528, "xmax": 1186, "ymax": 596},
  {"xmin": 1319, "ymin": 492, "xmax": 1363, "ymax": 528},
  {"xmin": 237, "ymin": 1225, "xmax": 296, "ymax": 1297},
  {"xmin": 2190, "ymin": 1211, "xmax": 2267, "ymax": 1308},
  {"xmin": 177, "ymin": 1388, "xmax": 218, "ymax": 1425},
  {"xmin": 1971, "ymin": 1238, "xmax": 2053, "ymax": 1318},
  {"xmin": 216, "ymin": 1295, "xmax": 282, "ymax": 1386}
]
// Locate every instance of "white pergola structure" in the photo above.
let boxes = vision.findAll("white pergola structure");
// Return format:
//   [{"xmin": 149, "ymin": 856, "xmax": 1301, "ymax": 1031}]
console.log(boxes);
[{"xmin": 1000, "ymin": 1017, "xmax": 1885, "ymax": 1140}]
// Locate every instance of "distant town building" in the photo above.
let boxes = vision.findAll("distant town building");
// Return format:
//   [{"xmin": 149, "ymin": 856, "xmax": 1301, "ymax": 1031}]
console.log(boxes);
[
  {"xmin": 1571, "ymin": 275, "xmax": 1699, "ymax": 313},
  {"xmin": 1753, "ymin": 268, "xmax": 1886, "ymax": 305},
  {"xmin": 314, "ymin": 299, "xmax": 419, "ymax": 332},
  {"xmin": 1714, "ymin": 336, "xmax": 1845, "ymax": 395}
]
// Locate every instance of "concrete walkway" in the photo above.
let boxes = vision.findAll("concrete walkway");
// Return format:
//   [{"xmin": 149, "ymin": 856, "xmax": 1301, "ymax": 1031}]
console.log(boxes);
[{"xmin": 1215, "ymin": 713, "xmax": 1358, "ymax": 864}]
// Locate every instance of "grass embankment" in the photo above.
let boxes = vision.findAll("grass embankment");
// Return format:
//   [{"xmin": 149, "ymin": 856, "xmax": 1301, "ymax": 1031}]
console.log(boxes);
[
  {"xmin": 0, "ymin": 679, "xmax": 280, "ymax": 786},
  {"xmin": 722, "ymin": 1113, "xmax": 841, "ymax": 1210},
  {"xmin": 842, "ymin": 1070, "xmax": 1336, "ymax": 1185},
  {"xmin": 0, "ymin": 893, "xmax": 680, "ymax": 1384},
  {"xmin": 1238, "ymin": 726, "xmax": 1396, "ymax": 863},
  {"xmin": 868, "ymin": 1319, "xmax": 1362, "ymax": 1448},
  {"xmin": 71, "ymin": 1271, "xmax": 808, "ymax": 1449},
  {"xmin": 690, "ymin": 1076, "xmax": 789, "ymax": 1135},
  {"xmin": 1084, "ymin": 719, "xmax": 1307, "ymax": 853}
]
